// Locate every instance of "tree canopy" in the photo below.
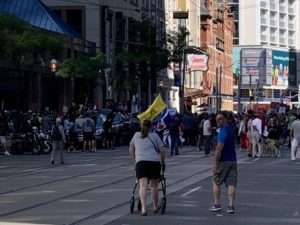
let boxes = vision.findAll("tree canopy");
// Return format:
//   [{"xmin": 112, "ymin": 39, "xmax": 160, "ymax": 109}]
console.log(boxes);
[
  {"xmin": 0, "ymin": 13, "xmax": 62, "ymax": 74},
  {"xmin": 56, "ymin": 53, "xmax": 107, "ymax": 80}
]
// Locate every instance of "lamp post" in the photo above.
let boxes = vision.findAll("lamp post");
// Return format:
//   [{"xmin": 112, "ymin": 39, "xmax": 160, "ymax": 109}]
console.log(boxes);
[
  {"xmin": 104, "ymin": 67, "xmax": 112, "ymax": 100},
  {"xmin": 158, "ymin": 81, "xmax": 164, "ymax": 94},
  {"xmin": 136, "ymin": 63, "xmax": 141, "ymax": 112},
  {"xmin": 50, "ymin": 59, "xmax": 58, "ymax": 73},
  {"xmin": 147, "ymin": 60, "xmax": 151, "ymax": 105}
]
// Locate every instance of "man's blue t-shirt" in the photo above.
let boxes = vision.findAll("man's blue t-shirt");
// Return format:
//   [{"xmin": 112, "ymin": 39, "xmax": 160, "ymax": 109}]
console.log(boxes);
[{"xmin": 217, "ymin": 125, "xmax": 236, "ymax": 162}]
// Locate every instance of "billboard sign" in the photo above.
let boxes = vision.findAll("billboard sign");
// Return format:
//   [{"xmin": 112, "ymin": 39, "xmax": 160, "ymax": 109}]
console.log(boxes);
[
  {"xmin": 272, "ymin": 50, "xmax": 289, "ymax": 86},
  {"xmin": 288, "ymin": 51, "xmax": 297, "ymax": 87},
  {"xmin": 186, "ymin": 54, "xmax": 209, "ymax": 71}
]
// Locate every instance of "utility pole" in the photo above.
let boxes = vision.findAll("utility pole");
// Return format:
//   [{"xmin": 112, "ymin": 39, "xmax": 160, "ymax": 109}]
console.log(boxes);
[
  {"xmin": 237, "ymin": 63, "xmax": 242, "ymax": 113},
  {"xmin": 179, "ymin": 48, "xmax": 187, "ymax": 114},
  {"xmin": 105, "ymin": 6, "xmax": 111, "ymax": 99},
  {"xmin": 215, "ymin": 66, "xmax": 219, "ymax": 113}
]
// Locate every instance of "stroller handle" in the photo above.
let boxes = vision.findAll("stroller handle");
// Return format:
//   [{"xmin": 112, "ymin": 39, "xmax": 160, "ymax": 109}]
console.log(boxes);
[{"xmin": 161, "ymin": 163, "xmax": 166, "ymax": 173}]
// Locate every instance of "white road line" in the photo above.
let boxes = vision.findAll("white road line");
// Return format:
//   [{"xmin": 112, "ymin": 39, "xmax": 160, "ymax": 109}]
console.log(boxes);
[{"xmin": 181, "ymin": 186, "xmax": 202, "ymax": 197}]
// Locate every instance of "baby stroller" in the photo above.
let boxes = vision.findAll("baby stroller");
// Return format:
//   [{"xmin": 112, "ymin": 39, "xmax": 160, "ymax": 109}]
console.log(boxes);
[{"xmin": 129, "ymin": 164, "xmax": 166, "ymax": 215}]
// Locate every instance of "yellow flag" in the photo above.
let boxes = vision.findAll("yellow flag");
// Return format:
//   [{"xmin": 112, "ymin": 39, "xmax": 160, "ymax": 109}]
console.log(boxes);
[{"xmin": 137, "ymin": 94, "xmax": 167, "ymax": 122}]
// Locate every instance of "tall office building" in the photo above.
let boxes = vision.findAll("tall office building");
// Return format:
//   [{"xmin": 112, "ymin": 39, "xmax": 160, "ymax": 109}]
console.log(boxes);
[
  {"xmin": 239, "ymin": 0, "xmax": 300, "ymax": 48},
  {"xmin": 230, "ymin": 0, "xmax": 300, "ymax": 112}
]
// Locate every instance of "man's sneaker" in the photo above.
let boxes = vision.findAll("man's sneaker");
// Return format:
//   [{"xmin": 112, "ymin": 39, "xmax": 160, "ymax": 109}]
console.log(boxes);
[
  {"xmin": 291, "ymin": 157, "xmax": 296, "ymax": 160},
  {"xmin": 227, "ymin": 206, "xmax": 235, "ymax": 213},
  {"xmin": 209, "ymin": 204, "xmax": 221, "ymax": 212},
  {"xmin": 4, "ymin": 151, "xmax": 11, "ymax": 156}
]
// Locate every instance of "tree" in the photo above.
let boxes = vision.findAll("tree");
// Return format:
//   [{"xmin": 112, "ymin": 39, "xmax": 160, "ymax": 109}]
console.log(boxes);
[
  {"xmin": 167, "ymin": 25, "xmax": 190, "ymax": 64},
  {"xmin": 56, "ymin": 53, "xmax": 107, "ymax": 80},
  {"xmin": 116, "ymin": 17, "xmax": 169, "ymax": 104},
  {"xmin": 0, "ymin": 13, "xmax": 62, "ymax": 108},
  {"xmin": 0, "ymin": 13, "xmax": 61, "ymax": 73},
  {"xmin": 55, "ymin": 53, "xmax": 107, "ymax": 103}
]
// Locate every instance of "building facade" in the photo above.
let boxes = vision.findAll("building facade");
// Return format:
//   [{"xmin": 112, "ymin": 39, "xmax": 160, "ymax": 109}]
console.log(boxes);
[
  {"xmin": 200, "ymin": 0, "xmax": 235, "ymax": 112},
  {"xmin": 42, "ymin": 0, "xmax": 166, "ymax": 112},
  {"xmin": 232, "ymin": 0, "xmax": 300, "ymax": 112},
  {"xmin": 239, "ymin": 0, "xmax": 300, "ymax": 49},
  {"xmin": 0, "ymin": 0, "xmax": 95, "ymax": 111}
]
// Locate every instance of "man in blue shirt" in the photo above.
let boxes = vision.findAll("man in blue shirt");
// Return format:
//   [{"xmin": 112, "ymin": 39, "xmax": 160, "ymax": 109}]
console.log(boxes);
[{"xmin": 209, "ymin": 111, "xmax": 237, "ymax": 214}]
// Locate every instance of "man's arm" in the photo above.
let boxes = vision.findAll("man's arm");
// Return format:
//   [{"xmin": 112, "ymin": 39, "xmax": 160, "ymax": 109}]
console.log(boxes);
[{"xmin": 212, "ymin": 143, "xmax": 224, "ymax": 173}]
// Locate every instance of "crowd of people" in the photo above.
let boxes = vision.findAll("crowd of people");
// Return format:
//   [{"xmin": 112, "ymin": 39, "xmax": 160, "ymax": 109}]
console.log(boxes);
[
  {"xmin": 0, "ymin": 102, "xmax": 118, "ymax": 156},
  {"xmin": 156, "ymin": 109, "xmax": 297, "ymax": 160}
]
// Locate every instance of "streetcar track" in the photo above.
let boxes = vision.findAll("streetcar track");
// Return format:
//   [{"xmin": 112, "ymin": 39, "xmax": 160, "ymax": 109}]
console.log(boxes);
[
  {"xmin": 0, "ymin": 162, "xmax": 133, "ymax": 195},
  {"xmin": 0, "ymin": 150, "xmax": 246, "ymax": 223},
  {"xmin": 0, "ymin": 152, "xmax": 127, "ymax": 179},
  {"xmin": 69, "ymin": 168, "xmax": 212, "ymax": 225}
]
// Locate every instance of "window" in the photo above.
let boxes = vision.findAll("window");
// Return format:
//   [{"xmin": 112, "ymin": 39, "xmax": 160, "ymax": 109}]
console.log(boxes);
[
  {"xmin": 66, "ymin": 9, "xmax": 83, "ymax": 35},
  {"xmin": 274, "ymin": 90, "xmax": 281, "ymax": 98}
]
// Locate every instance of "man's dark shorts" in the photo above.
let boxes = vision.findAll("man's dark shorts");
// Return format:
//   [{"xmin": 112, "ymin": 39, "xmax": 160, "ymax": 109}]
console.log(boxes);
[
  {"xmin": 213, "ymin": 161, "xmax": 237, "ymax": 187},
  {"xmin": 83, "ymin": 132, "xmax": 93, "ymax": 141}
]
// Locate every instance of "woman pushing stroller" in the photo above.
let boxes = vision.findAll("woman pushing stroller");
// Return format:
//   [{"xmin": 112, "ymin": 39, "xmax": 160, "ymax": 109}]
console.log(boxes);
[{"xmin": 129, "ymin": 119, "xmax": 165, "ymax": 216}]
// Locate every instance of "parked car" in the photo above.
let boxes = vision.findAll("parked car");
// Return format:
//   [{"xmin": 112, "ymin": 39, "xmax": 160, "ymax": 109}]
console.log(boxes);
[{"xmin": 95, "ymin": 112, "xmax": 140, "ymax": 147}]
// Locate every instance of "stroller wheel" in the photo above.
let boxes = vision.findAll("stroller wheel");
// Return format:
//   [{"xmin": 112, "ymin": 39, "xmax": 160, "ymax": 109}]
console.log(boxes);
[
  {"xmin": 130, "ymin": 196, "xmax": 135, "ymax": 213},
  {"xmin": 161, "ymin": 197, "xmax": 166, "ymax": 215},
  {"xmin": 137, "ymin": 198, "xmax": 142, "ymax": 211}
]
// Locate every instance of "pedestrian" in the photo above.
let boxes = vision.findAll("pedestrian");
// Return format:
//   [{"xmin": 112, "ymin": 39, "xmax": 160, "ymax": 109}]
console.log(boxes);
[
  {"xmin": 238, "ymin": 115, "xmax": 249, "ymax": 152},
  {"xmin": 50, "ymin": 117, "xmax": 66, "ymax": 164},
  {"xmin": 209, "ymin": 111, "xmax": 237, "ymax": 214},
  {"xmin": 203, "ymin": 114, "xmax": 212, "ymax": 156},
  {"xmin": 0, "ymin": 112, "xmax": 11, "ymax": 155},
  {"xmin": 264, "ymin": 117, "xmax": 281, "ymax": 157},
  {"xmin": 82, "ymin": 112, "xmax": 95, "ymax": 152},
  {"xmin": 129, "ymin": 120, "xmax": 165, "ymax": 216},
  {"xmin": 251, "ymin": 113, "xmax": 262, "ymax": 158},
  {"xmin": 103, "ymin": 115, "xmax": 114, "ymax": 150},
  {"xmin": 182, "ymin": 112, "xmax": 194, "ymax": 146},
  {"xmin": 168, "ymin": 114, "xmax": 182, "ymax": 156},
  {"xmin": 197, "ymin": 114, "xmax": 205, "ymax": 151},
  {"xmin": 290, "ymin": 114, "xmax": 300, "ymax": 160}
]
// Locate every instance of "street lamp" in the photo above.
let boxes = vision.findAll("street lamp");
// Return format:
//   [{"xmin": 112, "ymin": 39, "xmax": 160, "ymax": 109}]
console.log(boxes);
[
  {"xmin": 104, "ymin": 67, "xmax": 112, "ymax": 99},
  {"xmin": 147, "ymin": 60, "xmax": 151, "ymax": 105},
  {"xmin": 50, "ymin": 59, "xmax": 58, "ymax": 73},
  {"xmin": 136, "ymin": 63, "xmax": 141, "ymax": 112},
  {"xmin": 158, "ymin": 81, "xmax": 164, "ymax": 93}
]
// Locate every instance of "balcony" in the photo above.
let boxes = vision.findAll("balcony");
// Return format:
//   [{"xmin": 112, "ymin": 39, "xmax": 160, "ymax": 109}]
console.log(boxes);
[
  {"xmin": 261, "ymin": 1, "xmax": 267, "ymax": 8},
  {"xmin": 288, "ymin": 7, "xmax": 294, "ymax": 14},
  {"xmin": 270, "ymin": 3, "xmax": 276, "ymax": 10},
  {"xmin": 279, "ymin": 6, "xmax": 285, "ymax": 12},
  {"xmin": 279, "ymin": 22, "xmax": 286, "ymax": 28},
  {"xmin": 270, "ymin": 36, "xmax": 276, "ymax": 43},
  {"xmin": 270, "ymin": 19, "xmax": 276, "ymax": 27},
  {"xmin": 288, "ymin": 23, "xmax": 294, "ymax": 30},
  {"xmin": 279, "ymin": 38, "xmax": 286, "ymax": 44},
  {"xmin": 261, "ymin": 34, "xmax": 267, "ymax": 42},
  {"xmin": 288, "ymin": 39, "xmax": 294, "ymax": 46},
  {"xmin": 260, "ymin": 17, "xmax": 267, "ymax": 25}
]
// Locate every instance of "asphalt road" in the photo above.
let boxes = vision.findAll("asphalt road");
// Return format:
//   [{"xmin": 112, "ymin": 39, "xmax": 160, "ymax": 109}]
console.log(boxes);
[{"xmin": 0, "ymin": 145, "xmax": 299, "ymax": 225}]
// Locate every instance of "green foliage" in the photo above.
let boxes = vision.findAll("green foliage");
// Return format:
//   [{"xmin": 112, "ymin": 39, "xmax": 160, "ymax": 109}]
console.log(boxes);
[
  {"xmin": 120, "ymin": 17, "xmax": 169, "ymax": 67},
  {"xmin": 0, "ymin": 13, "xmax": 62, "ymax": 72},
  {"xmin": 167, "ymin": 25, "xmax": 190, "ymax": 63},
  {"xmin": 56, "ymin": 53, "xmax": 107, "ymax": 79}
]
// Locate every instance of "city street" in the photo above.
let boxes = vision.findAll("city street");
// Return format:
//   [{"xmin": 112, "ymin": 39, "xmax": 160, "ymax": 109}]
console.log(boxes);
[{"xmin": 0, "ymin": 145, "xmax": 299, "ymax": 225}]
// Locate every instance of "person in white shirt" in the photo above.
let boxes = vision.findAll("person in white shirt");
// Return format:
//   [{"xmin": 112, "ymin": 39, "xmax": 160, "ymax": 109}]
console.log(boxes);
[
  {"xmin": 290, "ymin": 114, "xmax": 300, "ymax": 160},
  {"xmin": 203, "ymin": 114, "xmax": 212, "ymax": 156},
  {"xmin": 251, "ymin": 114, "xmax": 262, "ymax": 157}
]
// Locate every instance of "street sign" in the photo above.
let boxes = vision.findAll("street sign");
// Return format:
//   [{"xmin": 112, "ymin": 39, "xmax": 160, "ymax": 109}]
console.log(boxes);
[{"xmin": 173, "ymin": 11, "xmax": 189, "ymax": 19}]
